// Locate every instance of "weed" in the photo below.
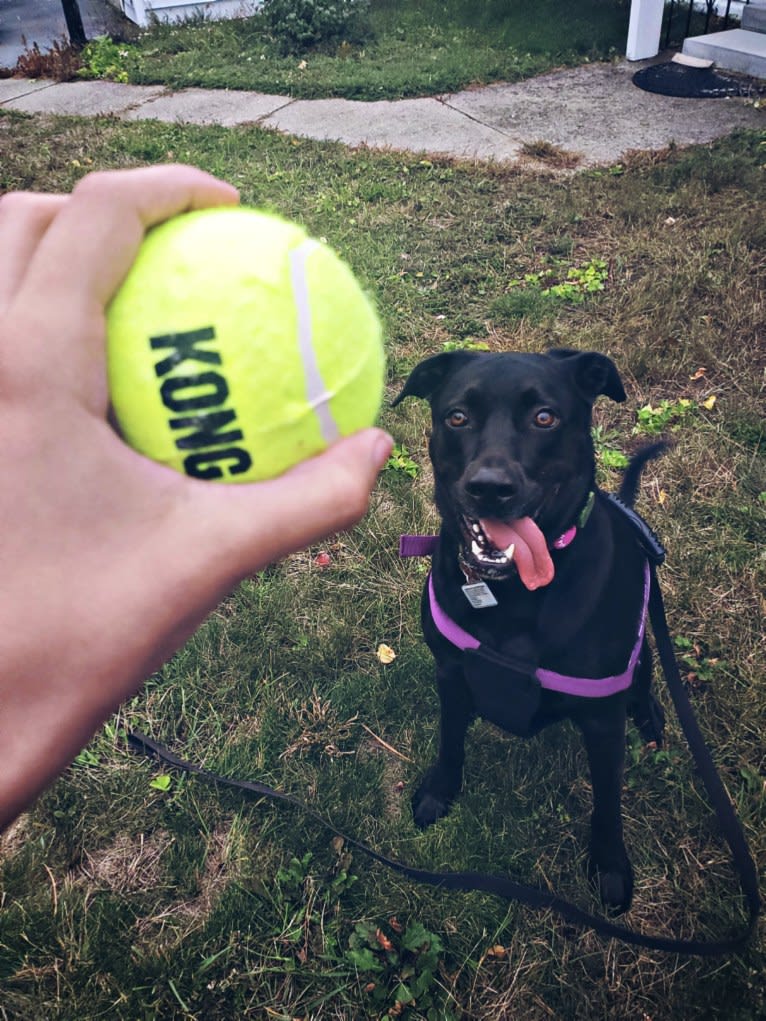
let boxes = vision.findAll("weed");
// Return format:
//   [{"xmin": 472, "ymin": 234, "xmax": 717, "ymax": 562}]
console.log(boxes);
[
  {"xmin": 673, "ymin": 635, "xmax": 727, "ymax": 688},
  {"xmin": 634, "ymin": 397, "xmax": 698, "ymax": 435},
  {"xmin": 592, "ymin": 425, "xmax": 630, "ymax": 471},
  {"xmin": 520, "ymin": 138, "xmax": 582, "ymax": 168},
  {"xmin": 509, "ymin": 257, "xmax": 608, "ymax": 302},
  {"xmin": 78, "ymin": 35, "xmax": 135, "ymax": 82},
  {"xmin": 492, "ymin": 256, "xmax": 608, "ymax": 322},
  {"xmin": 12, "ymin": 37, "xmax": 83, "ymax": 81},
  {"xmin": 441, "ymin": 339, "xmax": 491, "ymax": 353},
  {"xmin": 384, "ymin": 443, "xmax": 420, "ymax": 479},
  {"xmin": 347, "ymin": 918, "xmax": 454, "ymax": 1019}
]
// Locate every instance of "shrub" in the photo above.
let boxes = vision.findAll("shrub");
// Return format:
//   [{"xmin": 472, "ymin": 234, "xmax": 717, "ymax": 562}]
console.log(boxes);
[{"xmin": 262, "ymin": 0, "xmax": 371, "ymax": 54}]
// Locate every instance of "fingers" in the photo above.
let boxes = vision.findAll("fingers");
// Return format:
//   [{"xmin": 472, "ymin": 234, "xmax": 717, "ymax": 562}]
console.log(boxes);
[
  {"xmin": 193, "ymin": 428, "xmax": 394, "ymax": 583},
  {"xmin": 19, "ymin": 165, "xmax": 239, "ymax": 312},
  {"xmin": 6, "ymin": 165, "xmax": 239, "ymax": 407},
  {"xmin": 0, "ymin": 192, "xmax": 66, "ymax": 308}
]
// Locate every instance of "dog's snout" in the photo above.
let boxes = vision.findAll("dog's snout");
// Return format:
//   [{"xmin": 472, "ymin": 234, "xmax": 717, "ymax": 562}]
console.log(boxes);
[{"xmin": 464, "ymin": 465, "xmax": 517, "ymax": 505}]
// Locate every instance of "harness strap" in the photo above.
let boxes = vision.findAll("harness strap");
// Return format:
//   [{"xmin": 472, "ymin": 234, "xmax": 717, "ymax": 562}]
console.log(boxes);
[
  {"xmin": 403, "ymin": 531, "xmax": 650, "ymax": 698},
  {"xmin": 399, "ymin": 534, "xmax": 439, "ymax": 558},
  {"xmin": 127, "ymin": 569, "xmax": 760, "ymax": 956},
  {"xmin": 426, "ymin": 564, "xmax": 650, "ymax": 698}
]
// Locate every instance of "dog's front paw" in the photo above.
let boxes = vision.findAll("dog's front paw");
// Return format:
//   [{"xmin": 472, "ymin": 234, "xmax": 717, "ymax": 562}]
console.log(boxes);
[
  {"xmin": 411, "ymin": 765, "xmax": 460, "ymax": 829},
  {"xmin": 588, "ymin": 848, "xmax": 634, "ymax": 916}
]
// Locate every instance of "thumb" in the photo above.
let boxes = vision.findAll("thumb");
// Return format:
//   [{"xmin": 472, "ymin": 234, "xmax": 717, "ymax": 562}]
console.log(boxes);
[{"xmin": 199, "ymin": 427, "xmax": 394, "ymax": 581}]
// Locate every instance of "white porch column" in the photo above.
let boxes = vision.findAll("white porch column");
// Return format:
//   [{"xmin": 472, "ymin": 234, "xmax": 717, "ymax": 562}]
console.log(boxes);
[{"xmin": 626, "ymin": 0, "xmax": 665, "ymax": 60}]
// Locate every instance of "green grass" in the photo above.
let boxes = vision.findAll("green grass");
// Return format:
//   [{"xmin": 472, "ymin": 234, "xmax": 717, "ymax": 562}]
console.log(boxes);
[
  {"xmin": 1, "ymin": 109, "xmax": 765, "ymax": 1019},
  {"xmin": 75, "ymin": 0, "xmax": 632, "ymax": 99}
]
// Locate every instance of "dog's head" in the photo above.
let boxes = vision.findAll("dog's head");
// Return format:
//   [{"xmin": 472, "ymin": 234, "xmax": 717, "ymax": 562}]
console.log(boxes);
[{"xmin": 393, "ymin": 349, "xmax": 625, "ymax": 588}]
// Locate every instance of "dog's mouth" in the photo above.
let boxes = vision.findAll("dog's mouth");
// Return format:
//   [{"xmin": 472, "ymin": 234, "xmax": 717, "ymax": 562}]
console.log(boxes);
[{"xmin": 459, "ymin": 515, "xmax": 554, "ymax": 590}]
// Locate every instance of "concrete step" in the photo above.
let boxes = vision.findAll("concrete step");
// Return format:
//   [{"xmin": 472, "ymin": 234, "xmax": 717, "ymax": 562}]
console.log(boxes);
[
  {"xmin": 742, "ymin": 1, "xmax": 766, "ymax": 33},
  {"xmin": 682, "ymin": 27, "xmax": 766, "ymax": 76}
]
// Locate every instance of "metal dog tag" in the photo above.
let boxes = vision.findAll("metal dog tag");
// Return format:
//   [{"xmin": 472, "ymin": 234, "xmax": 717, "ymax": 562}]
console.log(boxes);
[{"xmin": 461, "ymin": 581, "xmax": 498, "ymax": 609}]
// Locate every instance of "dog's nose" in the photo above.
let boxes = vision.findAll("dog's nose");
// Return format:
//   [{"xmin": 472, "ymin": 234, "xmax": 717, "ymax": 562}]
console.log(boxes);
[{"xmin": 464, "ymin": 466, "xmax": 517, "ymax": 505}]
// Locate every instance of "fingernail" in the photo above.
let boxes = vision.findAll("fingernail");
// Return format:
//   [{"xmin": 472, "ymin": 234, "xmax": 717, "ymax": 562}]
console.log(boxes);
[{"xmin": 373, "ymin": 430, "xmax": 394, "ymax": 470}]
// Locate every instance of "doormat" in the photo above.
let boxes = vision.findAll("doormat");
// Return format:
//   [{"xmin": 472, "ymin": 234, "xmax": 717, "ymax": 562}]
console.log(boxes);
[{"xmin": 633, "ymin": 61, "xmax": 755, "ymax": 98}]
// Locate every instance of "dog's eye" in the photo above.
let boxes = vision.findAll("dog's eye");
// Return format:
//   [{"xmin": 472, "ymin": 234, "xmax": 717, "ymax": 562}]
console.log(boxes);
[
  {"xmin": 533, "ymin": 408, "xmax": 558, "ymax": 429},
  {"xmin": 447, "ymin": 410, "xmax": 469, "ymax": 428}
]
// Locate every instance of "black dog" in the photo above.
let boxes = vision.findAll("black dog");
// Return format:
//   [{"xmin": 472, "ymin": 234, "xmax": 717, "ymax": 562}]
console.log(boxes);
[{"xmin": 393, "ymin": 348, "xmax": 665, "ymax": 915}]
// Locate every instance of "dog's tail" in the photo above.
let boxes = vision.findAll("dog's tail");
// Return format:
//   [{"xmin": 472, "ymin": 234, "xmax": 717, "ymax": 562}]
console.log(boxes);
[{"xmin": 617, "ymin": 440, "xmax": 670, "ymax": 507}]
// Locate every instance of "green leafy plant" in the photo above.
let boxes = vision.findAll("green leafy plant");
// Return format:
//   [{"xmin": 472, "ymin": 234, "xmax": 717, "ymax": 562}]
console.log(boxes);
[
  {"xmin": 493, "ymin": 257, "xmax": 607, "ymax": 322},
  {"xmin": 347, "ymin": 918, "xmax": 453, "ymax": 1020},
  {"xmin": 262, "ymin": 0, "xmax": 372, "ymax": 54},
  {"xmin": 507, "ymin": 257, "xmax": 608, "ymax": 303},
  {"xmin": 268, "ymin": 848, "xmax": 359, "ymax": 962},
  {"xmin": 599, "ymin": 447, "xmax": 630, "ymax": 469},
  {"xmin": 441, "ymin": 339, "xmax": 490, "ymax": 352},
  {"xmin": 592, "ymin": 424, "xmax": 629, "ymax": 470},
  {"xmin": 73, "ymin": 747, "xmax": 100, "ymax": 767},
  {"xmin": 78, "ymin": 35, "xmax": 134, "ymax": 82},
  {"xmin": 384, "ymin": 443, "xmax": 419, "ymax": 478},
  {"xmin": 674, "ymin": 635, "xmax": 727, "ymax": 687},
  {"xmin": 634, "ymin": 398, "xmax": 697, "ymax": 435}
]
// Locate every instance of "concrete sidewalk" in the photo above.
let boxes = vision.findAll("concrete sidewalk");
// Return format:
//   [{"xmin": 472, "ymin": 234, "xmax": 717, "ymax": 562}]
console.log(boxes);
[{"xmin": 1, "ymin": 60, "xmax": 763, "ymax": 166}]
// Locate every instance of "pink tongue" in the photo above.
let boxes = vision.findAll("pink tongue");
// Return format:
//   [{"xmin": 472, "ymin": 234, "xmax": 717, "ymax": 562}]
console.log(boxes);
[{"xmin": 479, "ymin": 516, "xmax": 554, "ymax": 591}]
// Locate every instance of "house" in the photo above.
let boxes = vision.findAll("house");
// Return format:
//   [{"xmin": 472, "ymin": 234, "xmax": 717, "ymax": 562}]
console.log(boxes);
[{"xmin": 119, "ymin": 0, "xmax": 261, "ymax": 28}]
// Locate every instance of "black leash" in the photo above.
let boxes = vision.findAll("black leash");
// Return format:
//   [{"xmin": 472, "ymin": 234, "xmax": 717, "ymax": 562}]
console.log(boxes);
[{"xmin": 128, "ymin": 565, "xmax": 760, "ymax": 956}]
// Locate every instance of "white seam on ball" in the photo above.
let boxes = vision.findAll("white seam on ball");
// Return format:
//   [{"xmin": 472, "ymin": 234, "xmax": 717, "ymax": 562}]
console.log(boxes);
[{"xmin": 289, "ymin": 239, "xmax": 340, "ymax": 445}]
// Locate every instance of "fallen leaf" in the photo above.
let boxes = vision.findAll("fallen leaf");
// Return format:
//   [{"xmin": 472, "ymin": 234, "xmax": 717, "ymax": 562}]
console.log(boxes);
[
  {"xmin": 389, "ymin": 916, "xmax": 404, "ymax": 933},
  {"xmin": 702, "ymin": 394, "xmax": 717, "ymax": 410},
  {"xmin": 376, "ymin": 643, "xmax": 397, "ymax": 664},
  {"xmin": 657, "ymin": 489, "xmax": 668, "ymax": 506},
  {"xmin": 689, "ymin": 367, "xmax": 707, "ymax": 380},
  {"xmin": 376, "ymin": 928, "xmax": 394, "ymax": 951},
  {"xmin": 487, "ymin": 944, "xmax": 507, "ymax": 958},
  {"xmin": 298, "ymin": 59, "xmax": 308, "ymax": 69}
]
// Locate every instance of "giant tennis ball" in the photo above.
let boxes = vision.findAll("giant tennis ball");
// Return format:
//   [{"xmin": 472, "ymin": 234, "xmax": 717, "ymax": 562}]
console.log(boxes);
[{"xmin": 106, "ymin": 207, "xmax": 384, "ymax": 482}]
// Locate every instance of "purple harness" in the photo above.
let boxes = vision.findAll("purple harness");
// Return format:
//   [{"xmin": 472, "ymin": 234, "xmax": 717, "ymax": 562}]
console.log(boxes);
[{"xmin": 400, "ymin": 534, "xmax": 650, "ymax": 699}]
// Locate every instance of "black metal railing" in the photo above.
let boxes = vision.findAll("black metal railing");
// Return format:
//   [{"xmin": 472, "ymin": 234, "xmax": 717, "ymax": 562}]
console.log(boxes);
[{"xmin": 663, "ymin": 0, "xmax": 749, "ymax": 48}]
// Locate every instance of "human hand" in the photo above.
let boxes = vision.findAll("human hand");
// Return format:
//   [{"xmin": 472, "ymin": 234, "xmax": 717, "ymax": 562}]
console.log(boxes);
[{"xmin": 0, "ymin": 165, "xmax": 392, "ymax": 827}]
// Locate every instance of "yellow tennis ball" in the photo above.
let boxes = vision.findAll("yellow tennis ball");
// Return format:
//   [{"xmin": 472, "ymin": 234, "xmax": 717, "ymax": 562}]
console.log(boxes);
[{"xmin": 106, "ymin": 207, "xmax": 385, "ymax": 482}]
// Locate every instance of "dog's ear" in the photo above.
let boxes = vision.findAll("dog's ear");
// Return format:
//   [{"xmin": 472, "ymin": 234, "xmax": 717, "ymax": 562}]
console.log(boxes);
[
  {"xmin": 546, "ymin": 348, "xmax": 626, "ymax": 404},
  {"xmin": 391, "ymin": 351, "xmax": 482, "ymax": 406}
]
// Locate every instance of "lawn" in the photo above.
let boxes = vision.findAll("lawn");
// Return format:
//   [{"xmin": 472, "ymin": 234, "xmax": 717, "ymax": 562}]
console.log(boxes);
[
  {"xmin": 8, "ymin": 0, "xmax": 635, "ymax": 98},
  {"xmin": 0, "ymin": 107, "xmax": 764, "ymax": 1019}
]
